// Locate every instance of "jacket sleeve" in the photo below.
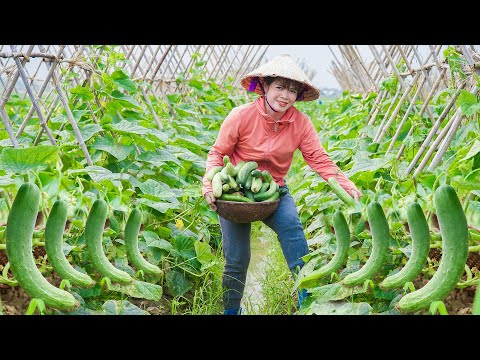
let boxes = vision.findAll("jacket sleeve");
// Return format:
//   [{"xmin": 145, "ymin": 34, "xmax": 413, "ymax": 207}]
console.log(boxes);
[
  {"xmin": 298, "ymin": 116, "xmax": 358, "ymax": 192},
  {"xmin": 202, "ymin": 109, "xmax": 241, "ymax": 196}
]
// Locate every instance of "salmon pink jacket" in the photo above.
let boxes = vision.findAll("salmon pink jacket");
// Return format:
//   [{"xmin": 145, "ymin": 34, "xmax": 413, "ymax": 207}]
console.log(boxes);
[{"xmin": 202, "ymin": 96, "xmax": 357, "ymax": 196}]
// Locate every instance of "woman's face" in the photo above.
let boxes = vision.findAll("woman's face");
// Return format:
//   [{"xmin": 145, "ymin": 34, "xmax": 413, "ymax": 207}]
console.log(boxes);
[{"xmin": 264, "ymin": 79, "xmax": 299, "ymax": 114}]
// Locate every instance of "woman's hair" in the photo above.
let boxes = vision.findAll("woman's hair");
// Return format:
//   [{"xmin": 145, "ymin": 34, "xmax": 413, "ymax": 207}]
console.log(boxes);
[{"xmin": 263, "ymin": 76, "xmax": 303, "ymax": 92}]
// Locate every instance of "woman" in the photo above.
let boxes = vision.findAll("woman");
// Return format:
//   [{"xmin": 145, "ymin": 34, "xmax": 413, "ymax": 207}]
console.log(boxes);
[{"xmin": 202, "ymin": 54, "xmax": 362, "ymax": 315}]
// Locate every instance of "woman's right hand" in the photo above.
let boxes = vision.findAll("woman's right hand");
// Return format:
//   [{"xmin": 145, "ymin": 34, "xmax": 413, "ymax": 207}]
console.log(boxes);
[{"xmin": 204, "ymin": 191, "xmax": 217, "ymax": 211}]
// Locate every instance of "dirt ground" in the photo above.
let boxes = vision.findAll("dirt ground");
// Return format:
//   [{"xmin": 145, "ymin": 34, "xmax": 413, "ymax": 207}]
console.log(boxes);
[{"xmin": 1, "ymin": 248, "xmax": 478, "ymax": 315}]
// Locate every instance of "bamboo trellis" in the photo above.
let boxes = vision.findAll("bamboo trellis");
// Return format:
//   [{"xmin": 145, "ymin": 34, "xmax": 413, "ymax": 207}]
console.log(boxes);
[
  {"xmin": 0, "ymin": 45, "xmax": 268, "ymax": 165},
  {"xmin": 329, "ymin": 45, "xmax": 480, "ymax": 178},
  {"xmin": 1, "ymin": 44, "xmax": 479, "ymax": 179}
]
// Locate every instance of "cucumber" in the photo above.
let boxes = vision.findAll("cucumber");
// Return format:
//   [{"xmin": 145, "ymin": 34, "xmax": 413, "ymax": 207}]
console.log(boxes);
[
  {"xmin": 125, "ymin": 207, "xmax": 161, "ymax": 275},
  {"xmin": 254, "ymin": 180, "xmax": 278, "ymax": 201},
  {"xmin": 212, "ymin": 172, "xmax": 223, "ymax": 198},
  {"xmin": 205, "ymin": 165, "xmax": 223, "ymax": 181},
  {"xmin": 223, "ymin": 155, "xmax": 230, "ymax": 165},
  {"xmin": 45, "ymin": 199, "xmax": 95, "ymax": 287},
  {"xmin": 233, "ymin": 161, "xmax": 246, "ymax": 174},
  {"xmin": 397, "ymin": 185, "xmax": 469, "ymax": 312},
  {"xmin": 222, "ymin": 183, "xmax": 230, "ymax": 193},
  {"xmin": 6, "ymin": 183, "xmax": 78, "ymax": 310},
  {"xmin": 299, "ymin": 210, "xmax": 350, "ymax": 285},
  {"xmin": 219, "ymin": 166, "xmax": 230, "ymax": 182},
  {"xmin": 328, "ymin": 177, "xmax": 355, "ymax": 207},
  {"xmin": 85, "ymin": 199, "xmax": 133, "ymax": 284},
  {"xmin": 342, "ymin": 201, "xmax": 390, "ymax": 286},
  {"xmin": 225, "ymin": 162, "xmax": 238, "ymax": 177},
  {"xmin": 380, "ymin": 202, "xmax": 430, "ymax": 289},
  {"xmin": 250, "ymin": 170, "xmax": 262, "ymax": 178},
  {"xmin": 278, "ymin": 187, "xmax": 288, "ymax": 197},
  {"xmin": 259, "ymin": 182, "xmax": 270, "ymax": 193},
  {"xmin": 261, "ymin": 191, "xmax": 279, "ymax": 202},
  {"xmin": 219, "ymin": 194, "xmax": 254, "ymax": 202},
  {"xmin": 261, "ymin": 170, "xmax": 273, "ymax": 183},
  {"xmin": 244, "ymin": 189, "xmax": 255, "ymax": 201},
  {"xmin": 250, "ymin": 177, "xmax": 263, "ymax": 193},
  {"xmin": 237, "ymin": 161, "xmax": 258, "ymax": 186},
  {"xmin": 244, "ymin": 173, "xmax": 253, "ymax": 190}
]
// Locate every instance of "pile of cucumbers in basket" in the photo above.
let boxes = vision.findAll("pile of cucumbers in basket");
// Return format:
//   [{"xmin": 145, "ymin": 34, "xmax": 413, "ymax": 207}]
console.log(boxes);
[{"xmin": 206, "ymin": 155, "xmax": 287, "ymax": 202}]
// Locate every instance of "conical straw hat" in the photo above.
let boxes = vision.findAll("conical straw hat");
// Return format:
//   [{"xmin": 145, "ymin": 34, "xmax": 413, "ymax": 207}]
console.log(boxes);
[{"xmin": 240, "ymin": 54, "xmax": 320, "ymax": 101}]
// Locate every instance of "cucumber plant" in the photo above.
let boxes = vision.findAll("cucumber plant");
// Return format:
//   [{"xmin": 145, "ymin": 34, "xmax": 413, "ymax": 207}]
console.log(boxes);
[
  {"xmin": 85, "ymin": 199, "xmax": 133, "ymax": 285},
  {"xmin": 125, "ymin": 207, "xmax": 161, "ymax": 275},
  {"xmin": 342, "ymin": 201, "xmax": 390, "ymax": 287},
  {"xmin": 397, "ymin": 185, "xmax": 469, "ymax": 312},
  {"xmin": 6, "ymin": 182, "xmax": 79, "ymax": 310},
  {"xmin": 45, "ymin": 199, "xmax": 96, "ymax": 287},
  {"xmin": 380, "ymin": 202, "xmax": 430, "ymax": 289}
]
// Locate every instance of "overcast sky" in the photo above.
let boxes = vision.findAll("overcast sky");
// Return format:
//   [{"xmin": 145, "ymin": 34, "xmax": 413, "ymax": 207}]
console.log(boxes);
[{"xmin": 264, "ymin": 45, "xmax": 373, "ymax": 89}]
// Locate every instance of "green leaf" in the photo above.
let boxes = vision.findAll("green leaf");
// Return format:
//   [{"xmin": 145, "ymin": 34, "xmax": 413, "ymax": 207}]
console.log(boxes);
[
  {"xmin": 345, "ymin": 151, "xmax": 395, "ymax": 177},
  {"xmin": 166, "ymin": 268, "xmax": 192, "ymax": 297},
  {"xmin": 138, "ymin": 179, "xmax": 179, "ymax": 204},
  {"xmin": 107, "ymin": 280, "xmax": 163, "ymax": 301},
  {"xmin": 0, "ymin": 145, "xmax": 58, "ymax": 173},
  {"xmin": 111, "ymin": 90, "xmax": 141, "ymax": 108},
  {"xmin": 194, "ymin": 240, "xmax": 217, "ymax": 270},
  {"xmin": 80, "ymin": 124, "xmax": 103, "ymax": 141},
  {"xmin": 109, "ymin": 120, "xmax": 152, "ymax": 136},
  {"xmin": 136, "ymin": 197, "xmax": 179, "ymax": 213},
  {"xmin": 457, "ymin": 90, "xmax": 480, "ymax": 116},
  {"xmin": 111, "ymin": 69, "xmax": 137, "ymax": 93},
  {"xmin": 92, "ymin": 136, "xmax": 134, "ymax": 161},
  {"xmin": 462, "ymin": 139, "xmax": 480, "ymax": 161},
  {"xmin": 102, "ymin": 299, "xmax": 150, "ymax": 315},
  {"xmin": 70, "ymin": 85, "xmax": 94, "ymax": 101}
]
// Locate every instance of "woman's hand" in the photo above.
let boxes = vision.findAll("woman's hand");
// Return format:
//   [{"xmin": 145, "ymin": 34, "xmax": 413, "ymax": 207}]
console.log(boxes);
[
  {"xmin": 346, "ymin": 188, "xmax": 363, "ymax": 201},
  {"xmin": 204, "ymin": 191, "xmax": 217, "ymax": 211}
]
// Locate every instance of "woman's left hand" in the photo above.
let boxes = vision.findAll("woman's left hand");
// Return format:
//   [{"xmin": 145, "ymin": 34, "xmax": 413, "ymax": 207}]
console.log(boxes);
[{"xmin": 347, "ymin": 188, "xmax": 363, "ymax": 201}]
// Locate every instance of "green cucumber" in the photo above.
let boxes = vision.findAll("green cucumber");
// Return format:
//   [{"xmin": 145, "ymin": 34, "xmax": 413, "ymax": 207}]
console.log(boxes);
[
  {"xmin": 261, "ymin": 191, "xmax": 280, "ymax": 202},
  {"xmin": 250, "ymin": 177, "xmax": 263, "ymax": 193},
  {"xmin": 233, "ymin": 161, "xmax": 246, "ymax": 174},
  {"xmin": 278, "ymin": 187, "xmax": 288, "ymax": 197},
  {"xmin": 212, "ymin": 172, "xmax": 223, "ymax": 198},
  {"xmin": 299, "ymin": 210, "xmax": 350, "ymax": 285},
  {"xmin": 6, "ymin": 183, "xmax": 78, "ymax": 310},
  {"xmin": 380, "ymin": 202, "xmax": 430, "ymax": 289},
  {"xmin": 342, "ymin": 201, "xmax": 390, "ymax": 286},
  {"xmin": 205, "ymin": 166, "xmax": 223, "ymax": 181},
  {"xmin": 223, "ymin": 155, "xmax": 230, "ymax": 165},
  {"xmin": 85, "ymin": 199, "xmax": 133, "ymax": 284},
  {"xmin": 45, "ymin": 199, "xmax": 95, "ymax": 287},
  {"xmin": 225, "ymin": 162, "xmax": 237, "ymax": 177},
  {"xmin": 219, "ymin": 194, "xmax": 254, "ymax": 202},
  {"xmin": 261, "ymin": 170, "xmax": 273, "ymax": 183},
  {"xmin": 259, "ymin": 182, "xmax": 270, "ymax": 193},
  {"xmin": 244, "ymin": 173, "xmax": 253, "ymax": 190},
  {"xmin": 254, "ymin": 180, "xmax": 278, "ymax": 201},
  {"xmin": 328, "ymin": 177, "xmax": 355, "ymax": 207},
  {"xmin": 244, "ymin": 189, "xmax": 255, "ymax": 201},
  {"xmin": 237, "ymin": 161, "xmax": 258, "ymax": 185},
  {"xmin": 397, "ymin": 185, "xmax": 469, "ymax": 312},
  {"xmin": 250, "ymin": 170, "xmax": 262, "ymax": 178},
  {"xmin": 125, "ymin": 207, "xmax": 161, "ymax": 275}
]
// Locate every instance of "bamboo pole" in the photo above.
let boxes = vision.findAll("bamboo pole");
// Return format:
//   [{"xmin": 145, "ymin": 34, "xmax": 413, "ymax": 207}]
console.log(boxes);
[
  {"xmin": 409, "ymin": 81, "xmax": 470, "ymax": 177},
  {"xmin": 386, "ymin": 75, "xmax": 427, "ymax": 154},
  {"xmin": 373, "ymin": 87, "xmax": 401, "ymax": 142},
  {"xmin": 9, "ymin": 45, "xmax": 56, "ymax": 145},
  {"xmin": 375, "ymin": 71, "xmax": 422, "ymax": 144}
]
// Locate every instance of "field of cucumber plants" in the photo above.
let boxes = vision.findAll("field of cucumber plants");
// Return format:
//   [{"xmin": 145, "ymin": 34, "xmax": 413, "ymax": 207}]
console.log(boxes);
[{"xmin": 0, "ymin": 46, "xmax": 479, "ymax": 315}]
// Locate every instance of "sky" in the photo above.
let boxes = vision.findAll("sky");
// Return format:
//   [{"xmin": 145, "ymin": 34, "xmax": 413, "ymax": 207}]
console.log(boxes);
[{"xmin": 264, "ymin": 45, "xmax": 373, "ymax": 90}]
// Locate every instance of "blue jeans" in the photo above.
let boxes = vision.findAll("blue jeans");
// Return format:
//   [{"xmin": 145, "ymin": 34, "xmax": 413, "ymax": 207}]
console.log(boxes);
[{"xmin": 219, "ymin": 185, "xmax": 309, "ymax": 310}]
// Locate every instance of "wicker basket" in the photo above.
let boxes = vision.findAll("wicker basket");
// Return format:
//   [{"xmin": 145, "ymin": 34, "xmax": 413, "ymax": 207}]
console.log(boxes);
[{"xmin": 215, "ymin": 199, "xmax": 280, "ymax": 223}]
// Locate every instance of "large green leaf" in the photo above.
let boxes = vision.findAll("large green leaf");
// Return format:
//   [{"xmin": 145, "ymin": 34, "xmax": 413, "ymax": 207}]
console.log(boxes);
[
  {"xmin": 92, "ymin": 136, "xmax": 134, "ymax": 161},
  {"xmin": 0, "ymin": 145, "xmax": 58, "ymax": 173},
  {"xmin": 166, "ymin": 268, "xmax": 192, "ymax": 297},
  {"xmin": 107, "ymin": 280, "xmax": 163, "ymax": 301},
  {"xmin": 138, "ymin": 179, "xmax": 179, "ymax": 204},
  {"xmin": 136, "ymin": 197, "xmax": 179, "ymax": 213},
  {"xmin": 346, "ymin": 151, "xmax": 395, "ymax": 177},
  {"xmin": 102, "ymin": 300, "xmax": 150, "ymax": 315}
]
